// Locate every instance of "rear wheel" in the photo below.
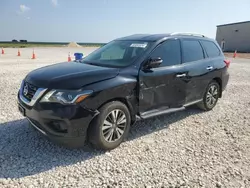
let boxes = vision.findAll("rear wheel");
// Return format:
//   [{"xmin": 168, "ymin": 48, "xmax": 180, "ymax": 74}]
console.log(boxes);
[
  {"xmin": 88, "ymin": 101, "xmax": 131, "ymax": 150},
  {"xmin": 197, "ymin": 81, "xmax": 220, "ymax": 111}
]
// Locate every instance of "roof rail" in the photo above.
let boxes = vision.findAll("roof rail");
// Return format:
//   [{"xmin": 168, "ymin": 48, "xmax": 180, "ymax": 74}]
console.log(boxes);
[{"xmin": 170, "ymin": 32, "xmax": 206, "ymax": 38}]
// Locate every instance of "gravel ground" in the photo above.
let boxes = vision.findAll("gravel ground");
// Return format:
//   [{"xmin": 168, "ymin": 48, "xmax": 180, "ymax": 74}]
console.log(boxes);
[{"xmin": 0, "ymin": 48, "xmax": 249, "ymax": 188}]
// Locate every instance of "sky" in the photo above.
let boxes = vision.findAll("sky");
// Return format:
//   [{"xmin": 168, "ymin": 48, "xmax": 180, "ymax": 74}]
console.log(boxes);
[{"xmin": 0, "ymin": 0, "xmax": 249, "ymax": 43}]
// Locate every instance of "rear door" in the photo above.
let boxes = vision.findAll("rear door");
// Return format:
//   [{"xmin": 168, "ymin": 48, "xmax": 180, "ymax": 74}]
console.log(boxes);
[
  {"xmin": 181, "ymin": 39, "xmax": 215, "ymax": 103},
  {"xmin": 139, "ymin": 39, "xmax": 187, "ymax": 113},
  {"xmin": 200, "ymin": 39, "xmax": 226, "ymax": 88}
]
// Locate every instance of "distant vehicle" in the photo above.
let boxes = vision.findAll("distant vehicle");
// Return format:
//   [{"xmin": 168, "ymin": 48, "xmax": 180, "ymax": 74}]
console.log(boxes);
[
  {"xmin": 19, "ymin": 40, "xmax": 27, "ymax": 43},
  {"xmin": 17, "ymin": 33, "xmax": 230, "ymax": 150}
]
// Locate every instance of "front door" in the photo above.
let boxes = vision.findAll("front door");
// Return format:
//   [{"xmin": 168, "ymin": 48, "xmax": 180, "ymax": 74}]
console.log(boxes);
[{"xmin": 139, "ymin": 39, "xmax": 187, "ymax": 114}]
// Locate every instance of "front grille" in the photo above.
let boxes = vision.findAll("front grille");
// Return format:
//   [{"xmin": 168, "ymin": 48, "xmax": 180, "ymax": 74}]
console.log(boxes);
[{"xmin": 22, "ymin": 82, "xmax": 38, "ymax": 101}]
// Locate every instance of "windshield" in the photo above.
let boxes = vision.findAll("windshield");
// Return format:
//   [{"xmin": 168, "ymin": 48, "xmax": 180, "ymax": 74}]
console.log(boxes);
[{"xmin": 81, "ymin": 40, "xmax": 152, "ymax": 67}]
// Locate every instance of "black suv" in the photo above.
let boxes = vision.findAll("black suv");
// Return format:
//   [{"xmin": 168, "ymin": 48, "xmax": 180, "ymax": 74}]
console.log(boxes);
[{"xmin": 17, "ymin": 33, "xmax": 230, "ymax": 150}]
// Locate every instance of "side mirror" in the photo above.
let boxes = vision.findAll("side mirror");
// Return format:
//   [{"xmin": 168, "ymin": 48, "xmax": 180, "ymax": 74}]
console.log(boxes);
[{"xmin": 144, "ymin": 57, "xmax": 162, "ymax": 69}]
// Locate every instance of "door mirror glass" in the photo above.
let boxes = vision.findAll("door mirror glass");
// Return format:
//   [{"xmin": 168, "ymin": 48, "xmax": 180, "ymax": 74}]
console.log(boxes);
[{"xmin": 144, "ymin": 57, "xmax": 162, "ymax": 69}]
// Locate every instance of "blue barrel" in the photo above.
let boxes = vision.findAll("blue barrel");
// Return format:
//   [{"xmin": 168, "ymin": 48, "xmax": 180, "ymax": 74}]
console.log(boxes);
[{"xmin": 74, "ymin": 53, "xmax": 84, "ymax": 61}]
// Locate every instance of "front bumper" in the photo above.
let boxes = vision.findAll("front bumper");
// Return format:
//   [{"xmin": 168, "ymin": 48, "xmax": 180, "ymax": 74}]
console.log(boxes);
[{"xmin": 17, "ymin": 91, "xmax": 99, "ymax": 148}]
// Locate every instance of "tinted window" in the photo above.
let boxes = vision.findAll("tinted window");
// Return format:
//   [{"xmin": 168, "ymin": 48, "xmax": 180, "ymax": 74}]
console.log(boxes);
[
  {"xmin": 100, "ymin": 45, "xmax": 125, "ymax": 60},
  {"xmin": 82, "ymin": 40, "xmax": 152, "ymax": 67},
  {"xmin": 150, "ymin": 40, "xmax": 181, "ymax": 67},
  {"xmin": 182, "ymin": 40, "xmax": 204, "ymax": 63},
  {"xmin": 201, "ymin": 40, "xmax": 221, "ymax": 58}
]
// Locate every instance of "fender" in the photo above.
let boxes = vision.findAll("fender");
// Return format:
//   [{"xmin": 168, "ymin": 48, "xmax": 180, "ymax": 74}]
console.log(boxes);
[{"xmin": 81, "ymin": 75, "xmax": 138, "ymax": 117}]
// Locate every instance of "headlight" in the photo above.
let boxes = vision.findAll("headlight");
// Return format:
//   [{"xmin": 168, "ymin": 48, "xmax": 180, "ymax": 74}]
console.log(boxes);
[{"xmin": 40, "ymin": 90, "xmax": 93, "ymax": 104}]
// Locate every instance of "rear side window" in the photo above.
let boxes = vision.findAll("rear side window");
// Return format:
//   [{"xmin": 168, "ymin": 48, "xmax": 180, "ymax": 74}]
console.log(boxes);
[
  {"xmin": 150, "ymin": 39, "xmax": 181, "ymax": 67},
  {"xmin": 182, "ymin": 40, "xmax": 204, "ymax": 63},
  {"xmin": 201, "ymin": 40, "xmax": 221, "ymax": 58}
]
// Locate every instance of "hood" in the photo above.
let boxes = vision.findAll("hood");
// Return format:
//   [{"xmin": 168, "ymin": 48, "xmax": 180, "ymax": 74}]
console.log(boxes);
[{"xmin": 25, "ymin": 62, "xmax": 119, "ymax": 89}]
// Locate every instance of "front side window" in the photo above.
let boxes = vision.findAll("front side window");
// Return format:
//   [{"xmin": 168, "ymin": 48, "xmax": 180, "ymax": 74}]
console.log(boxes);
[
  {"xmin": 82, "ymin": 40, "xmax": 152, "ymax": 67},
  {"xmin": 182, "ymin": 40, "xmax": 204, "ymax": 63},
  {"xmin": 149, "ymin": 39, "xmax": 181, "ymax": 67}
]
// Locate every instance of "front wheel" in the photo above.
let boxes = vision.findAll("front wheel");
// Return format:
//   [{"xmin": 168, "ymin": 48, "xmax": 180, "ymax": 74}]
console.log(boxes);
[
  {"xmin": 197, "ymin": 81, "xmax": 220, "ymax": 111},
  {"xmin": 88, "ymin": 101, "xmax": 131, "ymax": 150}
]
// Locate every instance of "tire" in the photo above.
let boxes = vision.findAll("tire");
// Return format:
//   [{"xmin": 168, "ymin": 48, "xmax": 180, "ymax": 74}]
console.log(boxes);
[
  {"xmin": 197, "ymin": 81, "xmax": 220, "ymax": 111},
  {"xmin": 88, "ymin": 101, "xmax": 131, "ymax": 150}
]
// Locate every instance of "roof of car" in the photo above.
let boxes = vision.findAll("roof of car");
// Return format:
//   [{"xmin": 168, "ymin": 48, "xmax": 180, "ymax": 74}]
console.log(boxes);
[
  {"xmin": 115, "ymin": 34, "xmax": 171, "ymax": 42},
  {"xmin": 116, "ymin": 33, "xmax": 208, "ymax": 42}
]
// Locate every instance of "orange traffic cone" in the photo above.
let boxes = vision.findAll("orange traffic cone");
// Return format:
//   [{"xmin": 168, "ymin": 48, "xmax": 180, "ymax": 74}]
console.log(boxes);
[
  {"xmin": 1, "ymin": 47, "xmax": 4, "ymax": 54},
  {"xmin": 233, "ymin": 50, "xmax": 237, "ymax": 58},
  {"xmin": 68, "ymin": 52, "xmax": 72, "ymax": 62},
  {"xmin": 17, "ymin": 49, "xmax": 21, "ymax": 56},
  {"xmin": 32, "ymin": 49, "xmax": 36, "ymax": 59}
]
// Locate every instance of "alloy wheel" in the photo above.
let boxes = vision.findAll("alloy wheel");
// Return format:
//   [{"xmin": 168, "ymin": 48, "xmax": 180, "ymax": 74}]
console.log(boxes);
[
  {"xmin": 206, "ymin": 85, "xmax": 219, "ymax": 108},
  {"xmin": 102, "ymin": 109, "xmax": 127, "ymax": 142}
]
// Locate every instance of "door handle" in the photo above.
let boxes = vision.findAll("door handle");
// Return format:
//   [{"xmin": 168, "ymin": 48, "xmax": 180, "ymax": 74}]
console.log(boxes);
[
  {"xmin": 176, "ymin": 73, "xmax": 186, "ymax": 78},
  {"xmin": 206, "ymin": 66, "xmax": 213, "ymax": 71}
]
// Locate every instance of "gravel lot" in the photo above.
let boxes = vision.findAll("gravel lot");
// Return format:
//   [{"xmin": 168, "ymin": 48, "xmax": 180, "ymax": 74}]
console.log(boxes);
[{"xmin": 0, "ymin": 48, "xmax": 249, "ymax": 188}]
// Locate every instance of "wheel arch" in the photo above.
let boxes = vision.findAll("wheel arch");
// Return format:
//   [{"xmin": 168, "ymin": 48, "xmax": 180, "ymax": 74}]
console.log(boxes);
[
  {"xmin": 96, "ymin": 97, "xmax": 137, "ymax": 125},
  {"xmin": 86, "ymin": 96, "xmax": 137, "ymax": 137},
  {"xmin": 86, "ymin": 97, "xmax": 137, "ymax": 144},
  {"xmin": 212, "ymin": 77, "xmax": 222, "ymax": 98}
]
